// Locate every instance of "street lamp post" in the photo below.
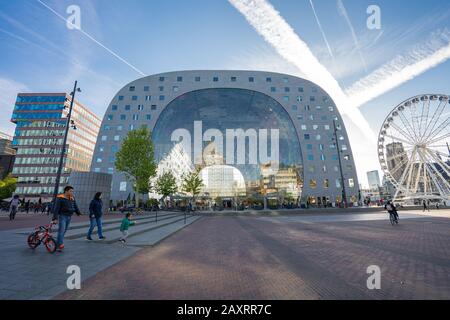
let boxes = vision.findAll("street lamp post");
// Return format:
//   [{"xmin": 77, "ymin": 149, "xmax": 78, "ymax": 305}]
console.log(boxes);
[
  {"xmin": 52, "ymin": 81, "xmax": 80, "ymax": 201},
  {"xmin": 333, "ymin": 119, "xmax": 347, "ymax": 208}
]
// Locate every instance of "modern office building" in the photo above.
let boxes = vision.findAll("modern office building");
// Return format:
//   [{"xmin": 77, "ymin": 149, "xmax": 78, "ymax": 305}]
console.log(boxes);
[
  {"xmin": 92, "ymin": 71, "xmax": 360, "ymax": 206},
  {"xmin": 0, "ymin": 131, "xmax": 16, "ymax": 179},
  {"xmin": 367, "ymin": 170, "xmax": 381, "ymax": 190},
  {"xmin": 10, "ymin": 93, "xmax": 101, "ymax": 201}
]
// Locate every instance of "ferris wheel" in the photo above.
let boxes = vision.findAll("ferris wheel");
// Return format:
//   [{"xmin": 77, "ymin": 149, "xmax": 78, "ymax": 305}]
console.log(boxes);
[{"xmin": 378, "ymin": 94, "xmax": 450, "ymax": 203}]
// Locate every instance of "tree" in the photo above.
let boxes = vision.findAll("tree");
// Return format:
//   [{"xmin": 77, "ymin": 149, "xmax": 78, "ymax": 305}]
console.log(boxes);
[
  {"xmin": 155, "ymin": 171, "xmax": 177, "ymax": 206},
  {"xmin": 182, "ymin": 170, "xmax": 204, "ymax": 202},
  {"xmin": 0, "ymin": 175, "xmax": 17, "ymax": 200},
  {"xmin": 115, "ymin": 126, "xmax": 157, "ymax": 208}
]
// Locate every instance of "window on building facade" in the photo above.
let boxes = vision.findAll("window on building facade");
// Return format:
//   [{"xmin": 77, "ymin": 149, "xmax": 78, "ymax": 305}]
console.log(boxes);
[
  {"xmin": 144, "ymin": 86, "xmax": 149, "ymax": 91},
  {"xmin": 125, "ymin": 105, "xmax": 131, "ymax": 110},
  {"xmin": 248, "ymin": 77, "xmax": 254, "ymax": 82},
  {"xmin": 119, "ymin": 181, "xmax": 127, "ymax": 191},
  {"xmin": 266, "ymin": 77, "xmax": 272, "ymax": 82},
  {"xmin": 132, "ymin": 96, "xmax": 138, "ymax": 101},
  {"xmin": 118, "ymin": 96, "xmax": 124, "ymax": 101},
  {"xmin": 107, "ymin": 115, "xmax": 113, "ymax": 120},
  {"xmin": 129, "ymin": 86, "xmax": 135, "ymax": 91},
  {"xmin": 348, "ymin": 178, "xmax": 355, "ymax": 188},
  {"xmin": 112, "ymin": 105, "xmax": 117, "ymax": 111},
  {"xmin": 323, "ymin": 179, "xmax": 329, "ymax": 188},
  {"xmin": 309, "ymin": 179, "xmax": 317, "ymax": 189},
  {"xmin": 101, "ymin": 135, "xmax": 107, "ymax": 141},
  {"xmin": 195, "ymin": 76, "xmax": 201, "ymax": 82},
  {"xmin": 114, "ymin": 135, "xmax": 120, "ymax": 141},
  {"xmin": 159, "ymin": 77, "xmax": 165, "ymax": 82},
  {"xmin": 177, "ymin": 76, "xmax": 183, "ymax": 82}
]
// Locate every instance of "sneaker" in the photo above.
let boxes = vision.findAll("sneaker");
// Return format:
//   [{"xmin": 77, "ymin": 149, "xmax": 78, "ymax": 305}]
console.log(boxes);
[
  {"xmin": 99, "ymin": 236, "xmax": 106, "ymax": 240},
  {"xmin": 57, "ymin": 244, "xmax": 64, "ymax": 252},
  {"xmin": 86, "ymin": 236, "xmax": 93, "ymax": 241}
]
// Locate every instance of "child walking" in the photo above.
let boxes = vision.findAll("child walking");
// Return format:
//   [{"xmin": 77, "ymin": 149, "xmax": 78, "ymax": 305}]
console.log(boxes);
[{"xmin": 118, "ymin": 213, "xmax": 136, "ymax": 243}]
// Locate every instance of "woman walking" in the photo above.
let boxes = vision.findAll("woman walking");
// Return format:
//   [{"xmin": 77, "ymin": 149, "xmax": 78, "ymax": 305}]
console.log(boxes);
[{"xmin": 86, "ymin": 192, "xmax": 105, "ymax": 240}]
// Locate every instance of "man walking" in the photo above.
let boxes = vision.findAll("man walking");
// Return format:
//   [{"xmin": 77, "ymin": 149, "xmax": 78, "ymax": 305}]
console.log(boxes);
[
  {"xmin": 52, "ymin": 186, "xmax": 81, "ymax": 252},
  {"xmin": 9, "ymin": 195, "xmax": 20, "ymax": 221},
  {"xmin": 422, "ymin": 199, "xmax": 429, "ymax": 212}
]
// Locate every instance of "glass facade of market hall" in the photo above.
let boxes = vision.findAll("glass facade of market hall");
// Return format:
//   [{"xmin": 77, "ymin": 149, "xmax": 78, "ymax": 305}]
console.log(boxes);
[{"xmin": 152, "ymin": 88, "xmax": 304, "ymax": 201}]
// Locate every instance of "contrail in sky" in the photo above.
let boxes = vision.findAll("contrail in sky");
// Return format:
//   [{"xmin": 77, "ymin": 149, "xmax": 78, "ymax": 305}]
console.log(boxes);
[
  {"xmin": 309, "ymin": 0, "xmax": 335, "ymax": 62},
  {"xmin": 37, "ymin": 0, "xmax": 146, "ymax": 76},
  {"xmin": 346, "ymin": 29, "xmax": 450, "ymax": 107},
  {"xmin": 337, "ymin": 0, "xmax": 368, "ymax": 72}
]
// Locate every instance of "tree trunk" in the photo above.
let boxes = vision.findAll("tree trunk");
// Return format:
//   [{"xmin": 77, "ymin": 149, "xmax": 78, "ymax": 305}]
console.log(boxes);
[{"xmin": 136, "ymin": 192, "xmax": 140, "ymax": 209}]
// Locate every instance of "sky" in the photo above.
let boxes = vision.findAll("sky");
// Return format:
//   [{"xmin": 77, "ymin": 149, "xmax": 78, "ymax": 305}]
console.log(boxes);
[{"xmin": 0, "ymin": 0, "xmax": 449, "ymax": 188}]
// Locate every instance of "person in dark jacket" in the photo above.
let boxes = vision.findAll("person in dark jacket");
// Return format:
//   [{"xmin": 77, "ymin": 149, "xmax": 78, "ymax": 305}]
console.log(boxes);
[
  {"xmin": 87, "ymin": 192, "xmax": 104, "ymax": 241},
  {"xmin": 52, "ymin": 186, "xmax": 81, "ymax": 251}
]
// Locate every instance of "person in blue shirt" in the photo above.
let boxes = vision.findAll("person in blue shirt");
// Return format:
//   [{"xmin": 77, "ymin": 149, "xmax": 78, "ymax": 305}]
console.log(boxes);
[{"xmin": 87, "ymin": 192, "xmax": 105, "ymax": 241}]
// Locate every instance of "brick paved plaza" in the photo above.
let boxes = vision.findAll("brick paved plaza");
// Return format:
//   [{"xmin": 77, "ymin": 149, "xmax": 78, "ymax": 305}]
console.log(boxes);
[
  {"xmin": 0, "ymin": 208, "xmax": 449, "ymax": 300},
  {"xmin": 57, "ymin": 209, "xmax": 450, "ymax": 300}
]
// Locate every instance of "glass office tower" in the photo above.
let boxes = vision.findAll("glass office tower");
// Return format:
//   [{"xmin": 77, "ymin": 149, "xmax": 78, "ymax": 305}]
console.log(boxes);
[{"xmin": 10, "ymin": 93, "xmax": 101, "ymax": 201}]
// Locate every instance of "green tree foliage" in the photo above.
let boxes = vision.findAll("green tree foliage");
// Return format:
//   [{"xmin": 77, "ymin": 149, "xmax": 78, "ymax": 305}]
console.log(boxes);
[
  {"xmin": 182, "ymin": 170, "xmax": 204, "ymax": 201},
  {"xmin": 155, "ymin": 171, "xmax": 177, "ymax": 203},
  {"xmin": 0, "ymin": 175, "xmax": 17, "ymax": 200},
  {"xmin": 114, "ymin": 126, "xmax": 157, "ymax": 207}
]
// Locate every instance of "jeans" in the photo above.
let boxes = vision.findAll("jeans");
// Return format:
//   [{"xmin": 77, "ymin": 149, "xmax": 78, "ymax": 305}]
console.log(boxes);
[
  {"xmin": 9, "ymin": 206, "xmax": 18, "ymax": 220},
  {"xmin": 57, "ymin": 214, "xmax": 72, "ymax": 246},
  {"xmin": 119, "ymin": 230, "xmax": 129, "ymax": 241},
  {"xmin": 87, "ymin": 217, "xmax": 103, "ymax": 238}
]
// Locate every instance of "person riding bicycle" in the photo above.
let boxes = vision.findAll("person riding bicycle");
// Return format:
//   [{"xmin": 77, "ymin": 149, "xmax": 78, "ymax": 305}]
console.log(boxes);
[{"xmin": 385, "ymin": 201, "xmax": 399, "ymax": 221}]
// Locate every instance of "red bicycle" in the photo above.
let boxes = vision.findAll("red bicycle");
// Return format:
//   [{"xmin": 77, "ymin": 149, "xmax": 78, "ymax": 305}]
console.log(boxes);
[{"xmin": 27, "ymin": 222, "xmax": 57, "ymax": 253}]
